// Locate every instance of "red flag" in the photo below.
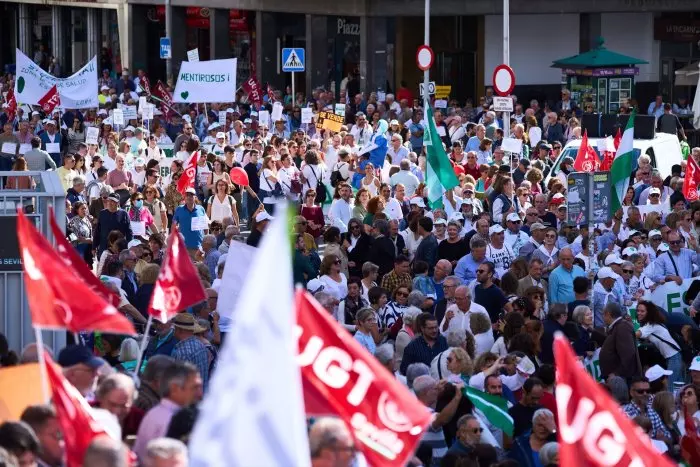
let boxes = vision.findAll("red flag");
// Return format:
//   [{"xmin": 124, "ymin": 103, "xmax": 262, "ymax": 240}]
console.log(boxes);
[
  {"xmin": 242, "ymin": 75, "xmax": 263, "ymax": 108},
  {"xmin": 48, "ymin": 209, "xmax": 120, "ymax": 308},
  {"xmin": 554, "ymin": 334, "xmax": 675, "ymax": 467},
  {"xmin": 177, "ymin": 151, "xmax": 199, "ymax": 195},
  {"xmin": 140, "ymin": 75, "xmax": 151, "ymax": 96},
  {"xmin": 6, "ymin": 89, "xmax": 17, "ymax": 121},
  {"xmin": 44, "ymin": 352, "xmax": 113, "ymax": 467},
  {"xmin": 573, "ymin": 130, "xmax": 599, "ymax": 173},
  {"xmin": 613, "ymin": 127, "xmax": 622, "ymax": 151},
  {"xmin": 152, "ymin": 80, "xmax": 174, "ymax": 119},
  {"xmin": 267, "ymin": 84, "xmax": 276, "ymax": 103},
  {"xmin": 147, "ymin": 224, "xmax": 206, "ymax": 322},
  {"xmin": 296, "ymin": 290, "xmax": 432, "ymax": 467},
  {"xmin": 680, "ymin": 407, "xmax": 700, "ymax": 466},
  {"xmin": 16, "ymin": 210, "xmax": 135, "ymax": 335},
  {"xmin": 683, "ymin": 155, "xmax": 700, "ymax": 202},
  {"xmin": 38, "ymin": 85, "xmax": 61, "ymax": 115}
]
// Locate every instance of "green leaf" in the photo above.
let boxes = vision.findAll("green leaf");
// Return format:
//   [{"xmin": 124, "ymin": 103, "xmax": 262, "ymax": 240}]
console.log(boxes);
[
  {"xmin": 17, "ymin": 77, "xmax": 25, "ymax": 93},
  {"xmin": 180, "ymin": 91, "xmax": 189, "ymax": 100}
]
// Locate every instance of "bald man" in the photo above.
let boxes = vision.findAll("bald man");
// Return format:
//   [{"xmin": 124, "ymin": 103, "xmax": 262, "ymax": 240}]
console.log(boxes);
[{"xmin": 548, "ymin": 247, "xmax": 585, "ymax": 304}]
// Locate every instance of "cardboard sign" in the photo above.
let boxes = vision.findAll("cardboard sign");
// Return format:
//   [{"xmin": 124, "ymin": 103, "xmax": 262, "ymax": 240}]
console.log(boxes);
[
  {"xmin": 18, "ymin": 144, "xmax": 31, "ymax": 155},
  {"xmin": 187, "ymin": 48, "xmax": 200, "ymax": 62},
  {"xmin": 1, "ymin": 142, "xmax": 16, "ymax": 154},
  {"xmin": 85, "ymin": 127, "xmax": 99, "ymax": 145},
  {"xmin": 112, "ymin": 109, "xmax": 124, "ymax": 126},
  {"xmin": 316, "ymin": 111, "xmax": 344, "ymax": 133},
  {"xmin": 435, "ymin": 85, "xmax": 452, "ymax": 99},
  {"xmin": 219, "ymin": 111, "xmax": 227, "ymax": 126},
  {"xmin": 258, "ymin": 110, "xmax": 270, "ymax": 128},
  {"xmin": 334, "ymin": 103, "xmax": 346, "ymax": 117},
  {"xmin": 271, "ymin": 102, "xmax": 284, "ymax": 122},
  {"xmin": 301, "ymin": 108, "xmax": 313, "ymax": 124}
]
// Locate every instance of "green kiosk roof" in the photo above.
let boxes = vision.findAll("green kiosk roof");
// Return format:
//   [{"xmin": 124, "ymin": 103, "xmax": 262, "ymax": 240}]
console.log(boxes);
[{"xmin": 552, "ymin": 37, "xmax": 648, "ymax": 69}]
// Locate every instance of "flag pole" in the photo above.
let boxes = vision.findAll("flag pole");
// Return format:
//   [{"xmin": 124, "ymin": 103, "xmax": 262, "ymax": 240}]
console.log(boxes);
[
  {"xmin": 33, "ymin": 327, "xmax": 50, "ymax": 403},
  {"xmin": 133, "ymin": 315, "xmax": 153, "ymax": 384}
]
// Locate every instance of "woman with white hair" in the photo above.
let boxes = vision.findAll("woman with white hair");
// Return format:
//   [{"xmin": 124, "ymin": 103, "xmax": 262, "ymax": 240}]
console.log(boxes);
[
  {"xmin": 571, "ymin": 305, "xmax": 595, "ymax": 358},
  {"xmin": 118, "ymin": 337, "xmax": 144, "ymax": 374},
  {"xmin": 395, "ymin": 306, "xmax": 422, "ymax": 371},
  {"xmin": 538, "ymin": 441, "xmax": 559, "ymax": 467}
]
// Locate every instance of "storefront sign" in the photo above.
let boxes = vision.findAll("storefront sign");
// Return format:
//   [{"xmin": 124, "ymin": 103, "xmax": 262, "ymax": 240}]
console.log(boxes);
[
  {"xmin": 173, "ymin": 58, "xmax": 237, "ymax": 103},
  {"xmin": 153, "ymin": 7, "xmax": 250, "ymax": 31},
  {"xmin": 562, "ymin": 68, "xmax": 638, "ymax": 77},
  {"xmin": 15, "ymin": 49, "xmax": 98, "ymax": 109},
  {"xmin": 654, "ymin": 18, "xmax": 700, "ymax": 42},
  {"xmin": 337, "ymin": 17, "xmax": 360, "ymax": 36}
]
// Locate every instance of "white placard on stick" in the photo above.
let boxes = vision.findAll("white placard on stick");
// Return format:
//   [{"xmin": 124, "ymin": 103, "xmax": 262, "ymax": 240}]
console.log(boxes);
[
  {"xmin": 123, "ymin": 105, "xmax": 138, "ymax": 121},
  {"xmin": 187, "ymin": 48, "xmax": 200, "ymax": 62},
  {"xmin": 1, "ymin": 142, "xmax": 16, "ymax": 154},
  {"xmin": 191, "ymin": 216, "xmax": 209, "ymax": 231},
  {"xmin": 219, "ymin": 111, "xmax": 227, "ymax": 126},
  {"xmin": 46, "ymin": 143, "xmax": 61, "ymax": 153},
  {"xmin": 301, "ymin": 108, "xmax": 313, "ymax": 124},
  {"xmin": 113, "ymin": 109, "xmax": 124, "ymax": 126},
  {"xmin": 142, "ymin": 105, "xmax": 154, "ymax": 121},
  {"xmin": 501, "ymin": 137, "xmax": 523, "ymax": 155},
  {"xmin": 18, "ymin": 144, "xmax": 32, "ymax": 155},
  {"xmin": 173, "ymin": 58, "xmax": 237, "ymax": 103},
  {"xmin": 85, "ymin": 127, "xmax": 99, "ymax": 145},
  {"xmin": 138, "ymin": 96, "xmax": 147, "ymax": 113},
  {"xmin": 271, "ymin": 102, "xmax": 284, "ymax": 122},
  {"xmin": 130, "ymin": 221, "xmax": 146, "ymax": 237},
  {"xmin": 435, "ymin": 99, "xmax": 448, "ymax": 109},
  {"xmin": 258, "ymin": 110, "xmax": 270, "ymax": 128},
  {"xmin": 334, "ymin": 103, "xmax": 346, "ymax": 117}
]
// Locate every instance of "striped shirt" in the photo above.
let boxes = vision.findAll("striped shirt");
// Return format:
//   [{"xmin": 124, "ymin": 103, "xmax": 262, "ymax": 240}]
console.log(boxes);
[{"xmin": 422, "ymin": 408, "xmax": 447, "ymax": 466}]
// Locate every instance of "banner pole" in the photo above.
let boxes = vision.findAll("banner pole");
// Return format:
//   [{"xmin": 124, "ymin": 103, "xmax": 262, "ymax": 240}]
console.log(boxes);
[
  {"xmin": 34, "ymin": 327, "xmax": 50, "ymax": 404},
  {"xmin": 133, "ymin": 315, "xmax": 153, "ymax": 385}
]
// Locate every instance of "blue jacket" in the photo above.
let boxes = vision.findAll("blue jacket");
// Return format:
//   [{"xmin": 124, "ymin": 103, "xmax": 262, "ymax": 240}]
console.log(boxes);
[
  {"xmin": 508, "ymin": 433, "xmax": 538, "ymax": 467},
  {"xmin": 93, "ymin": 208, "xmax": 132, "ymax": 253}
]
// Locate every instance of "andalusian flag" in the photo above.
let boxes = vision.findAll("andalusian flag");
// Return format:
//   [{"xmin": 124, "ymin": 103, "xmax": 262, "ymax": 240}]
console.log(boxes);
[
  {"xmin": 463, "ymin": 385, "xmax": 514, "ymax": 437},
  {"xmin": 424, "ymin": 105, "xmax": 459, "ymax": 209},
  {"xmin": 610, "ymin": 110, "xmax": 636, "ymax": 214}
]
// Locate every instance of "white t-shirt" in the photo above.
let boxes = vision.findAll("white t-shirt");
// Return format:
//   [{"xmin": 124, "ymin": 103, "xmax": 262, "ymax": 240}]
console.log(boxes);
[
  {"xmin": 439, "ymin": 302, "xmax": 490, "ymax": 335},
  {"xmin": 302, "ymin": 164, "xmax": 323, "ymax": 193},
  {"xmin": 320, "ymin": 274, "xmax": 348, "ymax": 302},
  {"xmin": 486, "ymin": 244, "xmax": 515, "ymax": 278},
  {"xmin": 638, "ymin": 324, "xmax": 680, "ymax": 359},
  {"xmin": 383, "ymin": 197, "xmax": 404, "ymax": 221},
  {"xmin": 209, "ymin": 194, "xmax": 234, "ymax": 223},
  {"xmin": 259, "ymin": 169, "xmax": 281, "ymax": 204}
]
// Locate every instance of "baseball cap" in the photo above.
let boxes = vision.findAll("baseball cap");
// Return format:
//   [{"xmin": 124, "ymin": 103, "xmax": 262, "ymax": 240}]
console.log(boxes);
[
  {"xmin": 307, "ymin": 278, "xmax": 325, "ymax": 294},
  {"xmin": 628, "ymin": 230, "xmax": 641, "ymax": 238},
  {"xmin": 604, "ymin": 254, "xmax": 624, "ymax": 266},
  {"xmin": 124, "ymin": 125, "xmax": 135, "ymax": 132},
  {"xmin": 43, "ymin": 118, "xmax": 55, "ymax": 125},
  {"xmin": 434, "ymin": 218, "xmax": 448, "ymax": 226},
  {"xmin": 650, "ymin": 187, "xmax": 661, "ymax": 195},
  {"xmin": 216, "ymin": 132, "xmax": 225, "ymax": 139},
  {"xmin": 127, "ymin": 239, "xmax": 142, "ymax": 249},
  {"xmin": 489, "ymin": 224, "xmax": 505, "ymax": 235},
  {"xmin": 135, "ymin": 157, "xmax": 145, "ymax": 167},
  {"xmin": 649, "ymin": 229, "xmax": 662, "ymax": 238},
  {"xmin": 530, "ymin": 222, "xmax": 546, "ymax": 231},
  {"xmin": 107, "ymin": 194, "xmax": 120, "ymax": 203},
  {"xmin": 410, "ymin": 197, "xmax": 426, "ymax": 208},
  {"xmin": 506, "ymin": 213, "xmax": 521, "ymax": 223},
  {"xmin": 657, "ymin": 243, "xmax": 670, "ymax": 253},
  {"xmin": 185, "ymin": 187, "xmax": 196, "ymax": 195},
  {"xmin": 207, "ymin": 122, "xmax": 221, "ymax": 132},
  {"xmin": 645, "ymin": 364, "xmax": 673, "ymax": 382},
  {"xmin": 550, "ymin": 193, "xmax": 565, "ymax": 204},
  {"xmin": 450, "ymin": 212, "xmax": 464, "ymax": 221},
  {"xmin": 58, "ymin": 345, "xmax": 106, "ymax": 368},
  {"xmin": 597, "ymin": 267, "xmax": 620, "ymax": 281},
  {"xmin": 539, "ymin": 142, "xmax": 553, "ymax": 150},
  {"xmin": 389, "ymin": 119, "xmax": 400, "ymax": 126},
  {"xmin": 516, "ymin": 356, "xmax": 536, "ymax": 375},
  {"xmin": 256, "ymin": 211, "xmax": 274, "ymax": 223},
  {"xmin": 690, "ymin": 356, "xmax": 700, "ymax": 372},
  {"xmin": 621, "ymin": 247, "xmax": 638, "ymax": 257}
]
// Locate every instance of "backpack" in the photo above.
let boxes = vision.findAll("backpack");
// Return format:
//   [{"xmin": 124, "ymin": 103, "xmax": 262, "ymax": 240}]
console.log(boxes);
[
  {"xmin": 330, "ymin": 162, "xmax": 348, "ymax": 188},
  {"xmin": 308, "ymin": 166, "xmax": 327, "ymax": 204}
]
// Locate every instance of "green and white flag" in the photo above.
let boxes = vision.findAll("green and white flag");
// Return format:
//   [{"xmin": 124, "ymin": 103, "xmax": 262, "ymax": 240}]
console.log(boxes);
[
  {"xmin": 463, "ymin": 385, "xmax": 514, "ymax": 437},
  {"xmin": 610, "ymin": 109, "xmax": 636, "ymax": 214},
  {"xmin": 424, "ymin": 105, "xmax": 459, "ymax": 209}
]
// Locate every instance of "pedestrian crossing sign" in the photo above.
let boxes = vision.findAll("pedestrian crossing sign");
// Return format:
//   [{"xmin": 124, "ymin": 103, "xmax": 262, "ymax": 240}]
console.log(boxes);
[{"xmin": 282, "ymin": 48, "xmax": 305, "ymax": 72}]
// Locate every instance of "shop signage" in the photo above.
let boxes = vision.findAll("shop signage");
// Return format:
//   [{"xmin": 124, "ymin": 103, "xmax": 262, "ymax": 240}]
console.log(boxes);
[
  {"xmin": 153, "ymin": 7, "xmax": 249, "ymax": 31},
  {"xmin": 562, "ymin": 67, "xmax": 638, "ymax": 77},
  {"xmin": 337, "ymin": 18, "xmax": 360, "ymax": 36},
  {"xmin": 654, "ymin": 18, "xmax": 700, "ymax": 41}
]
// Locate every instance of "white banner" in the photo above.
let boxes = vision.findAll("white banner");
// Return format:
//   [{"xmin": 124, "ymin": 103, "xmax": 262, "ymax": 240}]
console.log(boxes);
[
  {"xmin": 14, "ymin": 49, "xmax": 98, "ymax": 109},
  {"xmin": 217, "ymin": 241, "xmax": 256, "ymax": 321},
  {"xmin": 649, "ymin": 278, "xmax": 696, "ymax": 315},
  {"xmin": 173, "ymin": 58, "xmax": 237, "ymax": 103},
  {"xmin": 622, "ymin": 204, "xmax": 670, "ymax": 223}
]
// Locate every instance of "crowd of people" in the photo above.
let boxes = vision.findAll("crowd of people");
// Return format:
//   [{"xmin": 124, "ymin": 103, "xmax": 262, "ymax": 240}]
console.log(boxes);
[{"xmin": 1, "ymin": 64, "xmax": 700, "ymax": 467}]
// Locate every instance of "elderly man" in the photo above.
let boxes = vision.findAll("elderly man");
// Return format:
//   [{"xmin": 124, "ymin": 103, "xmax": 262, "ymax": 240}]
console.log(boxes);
[
  {"xmin": 622, "ymin": 377, "xmax": 671, "ymax": 439},
  {"xmin": 375, "ymin": 343, "xmax": 406, "ymax": 384},
  {"xmin": 106, "ymin": 154, "xmax": 133, "ymax": 206},
  {"xmin": 592, "ymin": 267, "xmax": 624, "ymax": 328},
  {"xmin": 118, "ymin": 248, "xmax": 139, "ymax": 303},
  {"xmin": 66, "ymin": 176, "xmax": 86, "ymax": 206},
  {"xmin": 447, "ymin": 415, "xmax": 484, "ymax": 456},
  {"xmin": 387, "ymin": 133, "xmax": 409, "ymax": 165},
  {"xmin": 95, "ymin": 373, "xmax": 139, "ymax": 435},
  {"xmin": 401, "ymin": 313, "xmax": 449, "ymax": 374},
  {"xmin": 455, "ymin": 238, "xmax": 487, "ymax": 284},
  {"xmin": 652, "ymin": 230, "xmax": 700, "ymax": 285},
  {"xmin": 599, "ymin": 302, "xmax": 642, "ymax": 381},
  {"xmin": 58, "ymin": 345, "xmax": 106, "ymax": 399},
  {"xmin": 414, "ymin": 375, "xmax": 464, "ymax": 464},
  {"xmin": 508, "ymin": 409, "xmax": 557, "ymax": 465},
  {"xmin": 24, "ymin": 136, "xmax": 56, "ymax": 171},
  {"xmin": 432, "ymin": 259, "xmax": 453, "ymax": 303},
  {"xmin": 440, "ymin": 285, "xmax": 490, "ymax": 334},
  {"xmin": 173, "ymin": 187, "xmax": 208, "ymax": 253},
  {"xmin": 20, "ymin": 405, "xmax": 64, "ymax": 467},
  {"xmin": 518, "ymin": 222, "xmax": 546, "ymax": 261},
  {"xmin": 134, "ymin": 356, "xmax": 176, "ymax": 413},
  {"xmin": 639, "ymin": 169, "xmax": 673, "ymax": 205},
  {"xmin": 144, "ymin": 438, "xmax": 188, "ymax": 467},
  {"xmin": 434, "ymin": 274, "xmax": 460, "ymax": 325},
  {"xmin": 517, "ymin": 258, "xmax": 547, "ymax": 297},
  {"xmin": 39, "ymin": 119, "xmax": 62, "ymax": 167},
  {"xmin": 389, "ymin": 159, "xmax": 419, "ymax": 196},
  {"xmin": 548, "ymin": 247, "xmax": 585, "ymax": 304},
  {"xmin": 133, "ymin": 361, "xmax": 203, "ymax": 461},
  {"xmin": 170, "ymin": 313, "xmax": 210, "ymax": 389},
  {"xmin": 328, "ymin": 182, "xmax": 353, "ymax": 232},
  {"xmin": 308, "ymin": 417, "xmax": 356, "ymax": 467},
  {"xmin": 199, "ymin": 234, "xmax": 221, "ymax": 279}
]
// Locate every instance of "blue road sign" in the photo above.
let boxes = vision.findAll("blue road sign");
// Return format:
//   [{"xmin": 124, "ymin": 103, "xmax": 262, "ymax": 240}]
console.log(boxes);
[
  {"xmin": 160, "ymin": 37, "xmax": 172, "ymax": 59},
  {"xmin": 282, "ymin": 48, "xmax": 305, "ymax": 72}
]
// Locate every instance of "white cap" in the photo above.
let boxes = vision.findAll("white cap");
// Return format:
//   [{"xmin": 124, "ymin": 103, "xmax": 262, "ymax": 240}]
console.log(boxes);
[
  {"xmin": 182, "ymin": 115, "xmax": 192, "ymax": 123},
  {"xmin": 489, "ymin": 224, "xmax": 505, "ymax": 235},
  {"xmin": 410, "ymin": 197, "xmax": 426, "ymax": 208},
  {"xmin": 207, "ymin": 122, "xmax": 220, "ymax": 131},
  {"xmin": 649, "ymin": 229, "xmax": 662, "ymax": 238},
  {"xmin": 307, "ymin": 278, "xmax": 325, "ymax": 294},
  {"xmin": 657, "ymin": 243, "xmax": 670, "ymax": 253},
  {"xmin": 645, "ymin": 364, "xmax": 673, "ymax": 382},
  {"xmin": 597, "ymin": 266, "xmax": 620, "ymax": 280},
  {"xmin": 244, "ymin": 118, "xmax": 252, "ymax": 124},
  {"xmin": 604, "ymin": 254, "xmax": 624, "ymax": 266},
  {"xmin": 101, "ymin": 85, "xmax": 110, "ymax": 91},
  {"xmin": 97, "ymin": 109, "xmax": 108, "ymax": 116},
  {"xmin": 216, "ymin": 132, "xmax": 226, "ymax": 139},
  {"xmin": 516, "ymin": 356, "xmax": 536, "ymax": 375},
  {"xmin": 124, "ymin": 125, "xmax": 135, "ymax": 132},
  {"xmin": 389, "ymin": 119, "xmax": 400, "ymax": 126},
  {"xmin": 226, "ymin": 108, "xmax": 235, "ymax": 113},
  {"xmin": 628, "ymin": 230, "xmax": 641, "ymax": 238},
  {"xmin": 450, "ymin": 212, "xmax": 464, "ymax": 221},
  {"xmin": 31, "ymin": 111, "xmax": 40, "ymax": 116},
  {"xmin": 552, "ymin": 193, "xmax": 565, "ymax": 201},
  {"xmin": 690, "ymin": 355, "xmax": 700, "ymax": 372},
  {"xmin": 185, "ymin": 187, "xmax": 196, "ymax": 195},
  {"xmin": 135, "ymin": 157, "xmax": 145, "ymax": 167},
  {"xmin": 461, "ymin": 198, "xmax": 473, "ymax": 205},
  {"xmin": 434, "ymin": 218, "xmax": 448, "ymax": 226},
  {"xmin": 43, "ymin": 118, "xmax": 55, "ymax": 125},
  {"xmin": 506, "ymin": 212, "xmax": 521, "ymax": 223},
  {"xmin": 650, "ymin": 187, "xmax": 661, "ymax": 195},
  {"xmin": 621, "ymin": 247, "xmax": 638, "ymax": 257},
  {"xmin": 256, "ymin": 211, "xmax": 274, "ymax": 222},
  {"xmin": 127, "ymin": 239, "xmax": 142, "ymax": 248}
]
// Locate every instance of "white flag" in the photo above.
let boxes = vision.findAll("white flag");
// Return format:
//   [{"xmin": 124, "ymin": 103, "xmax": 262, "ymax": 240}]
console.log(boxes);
[{"xmin": 189, "ymin": 204, "xmax": 310, "ymax": 467}]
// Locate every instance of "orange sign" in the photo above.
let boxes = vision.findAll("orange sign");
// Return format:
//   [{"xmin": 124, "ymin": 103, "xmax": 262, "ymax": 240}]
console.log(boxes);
[{"xmin": 0, "ymin": 363, "xmax": 44, "ymax": 422}]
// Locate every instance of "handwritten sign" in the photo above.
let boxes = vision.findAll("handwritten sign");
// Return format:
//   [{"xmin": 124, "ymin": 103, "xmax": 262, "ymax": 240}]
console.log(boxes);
[
  {"xmin": 187, "ymin": 48, "xmax": 200, "ymax": 62},
  {"xmin": 191, "ymin": 216, "xmax": 209, "ymax": 231},
  {"xmin": 1, "ymin": 143, "xmax": 16, "ymax": 154},
  {"xmin": 113, "ymin": 109, "xmax": 124, "ymax": 126},
  {"xmin": 18, "ymin": 144, "xmax": 31, "ymax": 155},
  {"xmin": 316, "ymin": 111, "xmax": 344, "ymax": 133},
  {"xmin": 301, "ymin": 108, "xmax": 313, "ymax": 124},
  {"xmin": 85, "ymin": 127, "xmax": 99, "ymax": 145}
]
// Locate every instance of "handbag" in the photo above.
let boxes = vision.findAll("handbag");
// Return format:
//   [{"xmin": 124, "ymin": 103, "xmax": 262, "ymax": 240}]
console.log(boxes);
[{"xmin": 263, "ymin": 175, "xmax": 284, "ymax": 198}]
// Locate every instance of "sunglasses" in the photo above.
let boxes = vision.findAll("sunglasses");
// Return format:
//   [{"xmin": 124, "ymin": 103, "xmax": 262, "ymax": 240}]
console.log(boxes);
[
  {"xmin": 622, "ymin": 269, "xmax": 634, "ymax": 274},
  {"xmin": 545, "ymin": 234, "xmax": 556, "ymax": 239},
  {"xmin": 650, "ymin": 194, "xmax": 660, "ymax": 197},
  {"xmin": 333, "ymin": 259, "xmax": 342, "ymax": 265},
  {"xmin": 670, "ymin": 240, "xmax": 683, "ymax": 245},
  {"xmin": 510, "ymin": 220, "xmax": 521, "ymax": 224},
  {"xmin": 396, "ymin": 291, "xmax": 409, "ymax": 297}
]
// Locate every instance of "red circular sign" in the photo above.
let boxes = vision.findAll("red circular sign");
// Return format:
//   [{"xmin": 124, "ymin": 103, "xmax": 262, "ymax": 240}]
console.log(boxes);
[
  {"xmin": 492, "ymin": 64, "xmax": 516, "ymax": 96},
  {"xmin": 416, "ymin": 45, "xmax": 434, "ymax": 71}
]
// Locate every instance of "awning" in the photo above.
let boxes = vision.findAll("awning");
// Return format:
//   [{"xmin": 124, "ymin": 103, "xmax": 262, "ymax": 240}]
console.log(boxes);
[{"xmin": 675, "ymin": 62, "xmax": 700, "ymax": 86}]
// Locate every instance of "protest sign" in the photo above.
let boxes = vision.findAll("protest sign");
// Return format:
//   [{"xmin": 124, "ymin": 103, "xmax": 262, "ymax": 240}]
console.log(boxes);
[
  {"xmin": 622, "ymin": 204, "xmax": 670, "ymax": 223},
  {"xmin": 435, "ymin": 99, "xmax": 448, "ymax": 109},
  {"xmin": 271, "ymin": 102, "xmax": 284, "ymax": 122},
  {"xmin": 0, "ymin": 363, "xmax": 43, "ymax": 422},
  {"xmin": 219, "ymin": 111, "xmax": 227, "ymax": 126},
  {"xmin": 650, "ymin": 278, "xmax": 696, "ymax": 315},
  {"xmin": 142, "ymin": 104, "xmax": 154, "ymax": 121},
  {"xmin": 15, "ymin": 49, "xmax": 98, "ymax": 108},
  {"xmin": 187, "ymin": 48, "xmax": 200, "ymax": 62},
  {"xmin": 173, "ymin": 58, "xmax": 237, "ymax": 103},
  {"xmin": 138, "ymin": 96, "xmax": 147, "ymax": 113},
  {"xmin": 316, "ymin": 111, "xmax": 344, "ymax": 133},
  {"xmin": 218, "ymin": 241, "xmax": 257, "ymax": 320},
  {"xmin": 1, "ymin": 142, "xmax": 16, "ymax": 154},
  {"xmin": 435, "ymin": 85, "xmax": 452, "ymax": 99},
  {"xmin": 334, "ymin": 103, "xmax": 346, "ymax": 117},
  {"xmin": 501, "ymin": 138, "xmax": 522, "ymax": 154},
  {"xmin": 122, "ymin": 105, "xmax": 137, "ymax": 121},
  {"xmin": 18, "ymin": 144, "xmax": 31, "ymax": 155},
  {"xmin": 85, "ymin": 127, "xmax": 99, "ymax": 145},
  {"xmin": 301, "ymin": 108, "xmax": 313, "ymax": 124},
  {"xmin": 112, "ymin": 109, "xmax": 124, "ymax": 126},
  {"xmin": 258, "ymin": 110, "xmax": 270, "ymax": 128}
]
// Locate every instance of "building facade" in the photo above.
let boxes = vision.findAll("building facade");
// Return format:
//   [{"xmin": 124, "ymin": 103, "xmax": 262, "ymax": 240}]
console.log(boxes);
[{"xmin": 1, "ymin": 0, "xmax": 700, "ymax": 107}]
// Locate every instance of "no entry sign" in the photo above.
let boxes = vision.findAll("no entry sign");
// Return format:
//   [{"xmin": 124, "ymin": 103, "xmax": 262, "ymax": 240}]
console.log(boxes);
[
  {"xmin": 416, "ymin": 45, "xmax": 434, "ymax": 71},
  {"xmin": 492, "ymin": 64, "xmax": 515, "ymax": 96}
]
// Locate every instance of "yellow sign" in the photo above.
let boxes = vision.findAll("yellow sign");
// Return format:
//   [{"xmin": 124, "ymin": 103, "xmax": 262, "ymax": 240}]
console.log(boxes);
[
  {"xmin": 435, "ymin": 85, "xmax": 452, "ymax": 99},
  {"xmin": 0, "ymin": 363, "xmax": 43, "ymax": 422},
  {"xmin": 316, "ymin": 111, "xmax": 344, "ymax": 133}
]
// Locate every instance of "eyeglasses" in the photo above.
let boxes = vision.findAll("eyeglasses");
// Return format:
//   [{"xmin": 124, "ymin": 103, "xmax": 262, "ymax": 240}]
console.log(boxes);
[
  {"xmin": 622, "ymin": 269, "xmax": 634, "ymax": 274},
  {"xmin": 333, "ymin": 259, "xmax": 342, "ymax": 265},
  {"xmin": 545, "ymin": 234, "xmax": 556, "ymax": 239},
  {"xmin": 670, "ymin": 240, "xmax": 683, "ymax": 245},
  {"xmin": 471, "ymin": 428, "xmax": 484, "ymax": 434}
]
